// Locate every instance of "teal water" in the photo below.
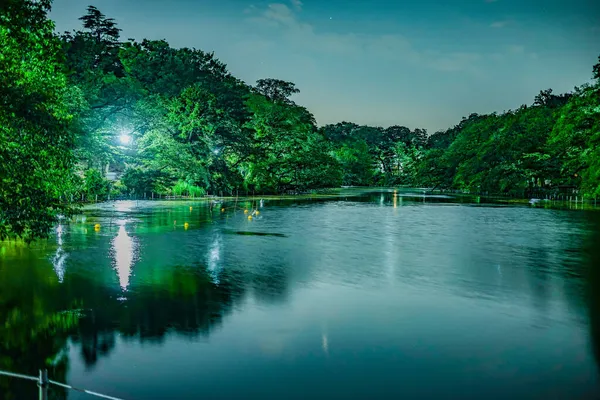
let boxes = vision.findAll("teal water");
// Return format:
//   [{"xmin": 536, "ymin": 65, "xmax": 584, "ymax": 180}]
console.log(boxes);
[{"xmin": 1, "ymin": 191, "xmax": 599, "ymax": 399}]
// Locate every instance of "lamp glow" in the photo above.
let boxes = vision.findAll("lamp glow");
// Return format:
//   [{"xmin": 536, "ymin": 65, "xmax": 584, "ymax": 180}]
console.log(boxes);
[{"xmin": 119, "ymin": 133, "xmax": 132, "ymax": 145}]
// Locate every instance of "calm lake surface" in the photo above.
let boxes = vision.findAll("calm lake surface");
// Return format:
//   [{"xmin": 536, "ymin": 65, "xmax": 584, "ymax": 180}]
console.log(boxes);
[{"xmin": 1, "ymin": 190, "xmax": 600, "ymax": 399}]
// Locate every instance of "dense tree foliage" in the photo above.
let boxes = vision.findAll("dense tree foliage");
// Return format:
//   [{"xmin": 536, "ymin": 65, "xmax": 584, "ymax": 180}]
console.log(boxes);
[
  {"xmin": 0, "ymin": 0, "xmax": 77, "ymax": 241},
  {"xmin": 1, "ymin": 2, "xmax": 599, "ymax": 240}
]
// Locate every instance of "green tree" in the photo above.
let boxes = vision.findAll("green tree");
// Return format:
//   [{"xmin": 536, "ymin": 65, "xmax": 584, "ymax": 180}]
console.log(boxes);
[
  {"xmin": 254, "ymin": 78, "xmax": 300, "ymax": 104},
  {"xmin": 60, "ymin": 5, "xmax": 143, "ymax": 183},
  {"xmin": 243, "ymin": 93, "xmax": 341, "ymax": 192},
  {"xmin": 83, "ymin": 169, "xmax": 111, "ymax": 199},
  {"xmin": 549, "ymin": 60, "xmax": 600, "ymax": 197},
  {"xmin": 0, "ymin": 0, "xmax": 77, "ymax": 241}
]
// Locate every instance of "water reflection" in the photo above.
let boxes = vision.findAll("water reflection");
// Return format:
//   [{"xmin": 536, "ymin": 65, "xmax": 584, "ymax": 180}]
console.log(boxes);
[
  {"xmin": 586, "ymin": 212, "xmax": 600, "ymax": 375},
  {"xmin": 207, "ymin": 233, "xmax": 223, "ymax": 284},
  {"xmin": 110, "ymin": 220, "xmax": 138, "ymax": 292},
  {"xmin": 322, "ymin": 333, "xmax": 329, "ymax": 355},
  {"xmin": 52, "ymin": 225, "xmax": 67, "ymax": 283},
  {"xmin": 1, "ymin": 194, "xmax": 600, "ymax": 400}
]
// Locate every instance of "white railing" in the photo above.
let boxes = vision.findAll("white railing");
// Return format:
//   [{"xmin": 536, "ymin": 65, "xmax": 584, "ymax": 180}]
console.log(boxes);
[{"xmin": 0, "ymin": 369, "xmax": 125, "ymax": 400}]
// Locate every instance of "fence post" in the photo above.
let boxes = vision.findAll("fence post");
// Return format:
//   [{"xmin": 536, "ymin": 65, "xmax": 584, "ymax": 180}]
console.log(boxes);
[{"xmin": 38, "ymin": 369, "xmax": 48, "ymax": 400}]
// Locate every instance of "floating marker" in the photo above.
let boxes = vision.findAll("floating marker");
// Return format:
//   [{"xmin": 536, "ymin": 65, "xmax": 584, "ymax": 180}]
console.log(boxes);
[
  {"xmin": 221, "ymin": 208, "xmax": 225, "ymax": 212},
  {"xmin": 244, "ymin": 209, "xmax": 249, "ymax": 214},
  {"xmin": 94, "ymin": 224, "xmax": 101, "ymax": 229},
  {"xmin": 184, "ymin": 222, "xmax": 189, "ymax": 230},
  {"xmin": 248, "ymin": 215, "xmax": 253, "ymax": 220},
  {"xmin": 255, "ymin": 211, "xmax": 260, "ymax": 215},
  {"xmin": 189, "ymin": 207, "xmax": 193, "ymax": 211}
]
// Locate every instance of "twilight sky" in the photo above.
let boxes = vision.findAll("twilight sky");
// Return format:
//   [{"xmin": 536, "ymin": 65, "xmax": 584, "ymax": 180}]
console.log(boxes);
[{"xmin": 50, "ymin": 0, "xmax": 599, "ymax": 132}]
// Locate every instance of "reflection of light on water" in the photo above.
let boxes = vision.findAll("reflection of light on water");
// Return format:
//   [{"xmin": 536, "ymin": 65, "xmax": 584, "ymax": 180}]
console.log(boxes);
[
  {"xmin": 56, "ymin": 225, "xmax": 63, "ymax": 246},
  {"xmin": 207, "ymin": 235, "xmax": 222, "ymax": 284},
  {"xmin": 52, "ymin": 248, "xmax": 67, "ymax": 283},
  {"xmin": 322, "ymin": 333, "xmax": 329, "ymax": 355},
  {"xmin": 52, "ymin": 225, "xmax": 67, "ymax": 282},
  {"xmin": 113, "ymin": 201, "xmax": 137, "ymax": 212},
  {"xmin": 111, "ymin": 220, "xmax": 138, "ymax": 291}
]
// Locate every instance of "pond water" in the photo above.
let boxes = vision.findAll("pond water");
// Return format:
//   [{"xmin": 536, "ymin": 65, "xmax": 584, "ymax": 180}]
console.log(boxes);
[{"xmin": 1, "ymin": 190, "xmax": 600, "ymax": 399}]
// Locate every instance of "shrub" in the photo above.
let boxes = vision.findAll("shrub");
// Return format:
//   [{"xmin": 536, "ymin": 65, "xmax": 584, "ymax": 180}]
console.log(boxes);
[{"xmin": 172, "ymin": 180, "xmax": 205, "ymax": 197}]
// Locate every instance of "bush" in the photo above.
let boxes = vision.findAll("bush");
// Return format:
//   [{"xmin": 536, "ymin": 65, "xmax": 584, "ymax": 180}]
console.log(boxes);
[
  {"xmin": 121, "ymin": 166, "xmax": 170, "ymax": 195},
  {"xmin": 172, "ymin": 180, "xmax": 205, "ymax": 197},
  {"xmin": 110, "ymin": 180, "xmax": 127, "ymax": 197},
  {"xmin": 83, "ymin": 169, "xmax": 111, "ymax": 199}
]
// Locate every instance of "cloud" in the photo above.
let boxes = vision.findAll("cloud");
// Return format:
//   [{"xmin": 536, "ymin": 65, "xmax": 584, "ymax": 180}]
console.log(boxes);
[
  {"xmin": 245, "ymin": 3, "xmax": 483, "ymax": 73},
  {"xmin": 290, "ymin": 0, "xmax": 303, "ymax": 11},
  {"xmin": 426, "ymin": 52, "xmax": 483, "ymax": 72},
  {"xmin": 490, "ymin": 20, "xmax": 509, "ymax": 28},
  {"xmin": 507, "ymin": 45, "xmax": 525, "ymax": 53},
  {"xmin": 264, "ymin": 3, "xmax": 297, "ymax": 25}
]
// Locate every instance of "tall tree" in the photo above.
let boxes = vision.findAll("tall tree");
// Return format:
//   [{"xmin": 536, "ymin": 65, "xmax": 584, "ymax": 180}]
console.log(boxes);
[
  {"xmin": 61, "ymin": 5, "xmax": 134, "ymax": 172},
  {"xmin": 549, "ymin": 60, "xmax": 600, "ymax": 197},
  {"xmin": 254, "ymin": 78, "xmax": 300, "ymax": 104},
  {"xmin": 243, "ymin": 93, "xmax": 341, "ymax": 192},
  {"xmin": 0, "ymin": 0, "xmax": 76, "ymax": 240}
]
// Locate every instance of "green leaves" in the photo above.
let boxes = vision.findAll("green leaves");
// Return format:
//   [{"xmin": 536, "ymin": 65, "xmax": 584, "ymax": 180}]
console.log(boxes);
[
  {"xmin": 3, "ymin": 2, "xmax": 598, "ymax": 243},
  {"xmin": 0, "ymin": 0, "xmax": 76, "ymax": 241},
  {"xmin": 242, "ymin": 93, "xmax": 341, "ymax": 193}
]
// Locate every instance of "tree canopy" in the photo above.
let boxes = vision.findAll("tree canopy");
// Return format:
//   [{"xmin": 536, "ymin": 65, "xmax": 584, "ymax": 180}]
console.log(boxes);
[{"xmin": 1, "ymin": 1, "xmax": 599, "ymax": 240}]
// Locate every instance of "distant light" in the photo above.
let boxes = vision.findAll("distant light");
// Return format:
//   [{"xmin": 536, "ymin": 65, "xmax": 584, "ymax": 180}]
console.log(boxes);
[{"xmin": 119, "ymin": 133, "xmax": 132, "ymax": 145}]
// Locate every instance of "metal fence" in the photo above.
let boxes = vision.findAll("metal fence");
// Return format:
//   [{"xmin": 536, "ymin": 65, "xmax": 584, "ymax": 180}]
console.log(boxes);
[{"xmin": 0, "ymin": 369, "xmax": 125, "ymax": 400}]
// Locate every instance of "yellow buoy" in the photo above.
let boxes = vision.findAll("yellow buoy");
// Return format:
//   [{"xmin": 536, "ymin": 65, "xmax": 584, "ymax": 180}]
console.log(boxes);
[
  {"xmin": 189, "ymin": 206, "xmax": 193, "ymax": 211},
  {"xmin": 248, "ymin": 215, "xmax": 253, "ymax": 220},
  {"xmin": 94, "ymin": 224, "xmax": 101, "ymax": 230},
  {"xmin": 184, "ymin": 222, "xmax": 189, "ymax": 230},
  {"xmin": 255, "ymin": 211, "xmax": 260, "ymax": 215},
  {"xmin": 244, "ymin": 209, "xmax": 249, "ymax": 214},
  {"xmin": 221, "ymin": 208, "xmax": 225, "ymax": 212}
]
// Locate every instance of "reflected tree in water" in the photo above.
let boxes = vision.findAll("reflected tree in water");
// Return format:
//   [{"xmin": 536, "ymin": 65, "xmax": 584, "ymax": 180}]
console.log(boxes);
[
  {"xmin": 61, "ymin": 264, "xmax": 246, "ymax": 367},
  {"xmin": 0, "ymin": 214, "xmax": 294, "ymax": 396},
  {"xmin": 585, "ymin": 213, "xmax": 600, "ymax": 375},
  {"xmin": 0, "ymin": 256, "xmax": 78, "ymax": 399}
]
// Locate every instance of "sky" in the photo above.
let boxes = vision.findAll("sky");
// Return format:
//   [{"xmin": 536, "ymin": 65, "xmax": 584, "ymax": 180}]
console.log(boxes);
[{"xmin": 50, "ymin": 0, "xmax": 599, "ymax": 132}]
